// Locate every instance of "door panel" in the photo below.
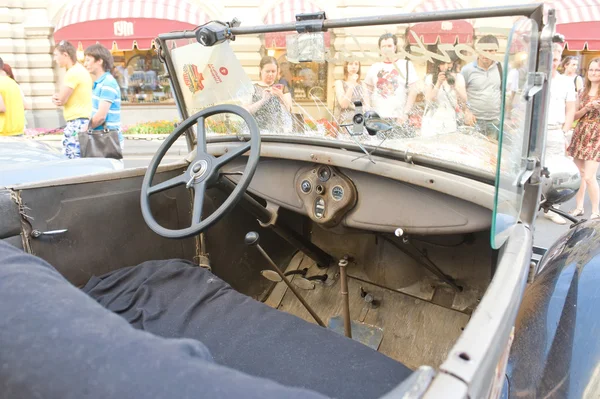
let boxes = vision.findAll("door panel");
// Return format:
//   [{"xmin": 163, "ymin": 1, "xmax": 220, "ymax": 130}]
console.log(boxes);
[{"xmin": 19, "ymin": 169, "xmax": 195, "ymax": 287}]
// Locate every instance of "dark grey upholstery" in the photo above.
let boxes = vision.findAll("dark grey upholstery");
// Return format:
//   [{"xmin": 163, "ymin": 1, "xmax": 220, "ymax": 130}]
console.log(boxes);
[
  {"xmin": 0, "ymin": 190, "xmax": 23, "ymax": 249},
  {"xmin": 0, "ymin": 241, "xmax": 328, "ymax": 399},
  {"xmin": 83, "ymin": 260, "xmax": 413, "ymax": 399}
]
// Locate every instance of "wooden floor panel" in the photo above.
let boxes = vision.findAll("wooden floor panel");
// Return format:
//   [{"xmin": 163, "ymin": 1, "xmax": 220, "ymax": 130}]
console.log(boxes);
[{"xmin": 269, "ymin": 256, "xmax": 470, "ymax": 369}]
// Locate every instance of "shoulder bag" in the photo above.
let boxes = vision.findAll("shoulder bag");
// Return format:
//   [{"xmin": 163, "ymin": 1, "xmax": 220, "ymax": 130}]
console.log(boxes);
[{"xmin": 78, "ymin": 124, "xmax": 123, "ymax": 160}]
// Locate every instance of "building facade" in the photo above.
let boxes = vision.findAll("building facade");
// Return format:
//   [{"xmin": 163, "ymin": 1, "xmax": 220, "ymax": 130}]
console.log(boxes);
[{"xmin": 2, "ymin": 0, "xmax": 583, "ymax": 130}]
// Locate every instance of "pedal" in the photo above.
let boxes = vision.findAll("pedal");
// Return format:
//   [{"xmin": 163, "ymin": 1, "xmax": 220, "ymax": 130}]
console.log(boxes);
[
  {"xmin": 293, "ymin": 277, "xmax": 316, "ymax": 290},
  {"xmin": 294, "ymin": 272, "xmax": 328, "ymax": 290},
  {"xmin": 261, "ymin": 270, "xmax": 281, "ymax": 282},
  {"xmin": 261, "ymin": 268, "xmax": 308, "ymax": 283}
]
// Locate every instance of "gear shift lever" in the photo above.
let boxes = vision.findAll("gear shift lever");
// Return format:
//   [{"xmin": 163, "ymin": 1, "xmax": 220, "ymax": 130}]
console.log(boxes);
[{"xmin": 245, "ymin": 232, "xmax": 326, "ymax": 327}]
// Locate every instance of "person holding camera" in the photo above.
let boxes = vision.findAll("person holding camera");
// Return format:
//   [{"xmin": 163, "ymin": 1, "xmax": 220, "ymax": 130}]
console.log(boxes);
[
  {"xmin": 421, "ymin": 60, "xmax": 467, "ymax": 137},
  {"xmin": 363, "ymin": 33, "xmax": 419, "ymax": 128},
  {"xmin": 333, "ymin": 60, "xmax": 366, "ymax": 125}
]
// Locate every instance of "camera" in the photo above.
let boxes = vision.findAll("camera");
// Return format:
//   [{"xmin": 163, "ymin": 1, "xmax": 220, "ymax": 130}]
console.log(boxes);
[
  {"xmin": 352, "ymin": 101, "xmax": 365, "ymax": 136},
  {"xmin": 196, "ymin": 21, "xmax": 231, "ymax": 47},
  {"xmin": 445, "ymin": 71, "xmax": 455, "ymax": 86}
]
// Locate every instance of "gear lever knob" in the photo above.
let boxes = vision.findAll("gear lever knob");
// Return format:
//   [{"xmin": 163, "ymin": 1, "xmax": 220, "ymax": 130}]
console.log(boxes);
[{"xmin": 244, "ymin": 231, "xmax": 260, "ymax": 246}]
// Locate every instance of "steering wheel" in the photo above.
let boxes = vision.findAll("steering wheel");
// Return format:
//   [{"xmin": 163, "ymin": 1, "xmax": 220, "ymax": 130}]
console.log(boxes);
[{"xmin": 141, "ymin": 104, "xmax": 261, "ymax": 239}]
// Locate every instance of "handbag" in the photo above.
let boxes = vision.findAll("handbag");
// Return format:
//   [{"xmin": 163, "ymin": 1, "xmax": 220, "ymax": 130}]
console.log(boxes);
[{"xmin": 78, "ymin": 125, "xmax": 123, "ymax": 160}]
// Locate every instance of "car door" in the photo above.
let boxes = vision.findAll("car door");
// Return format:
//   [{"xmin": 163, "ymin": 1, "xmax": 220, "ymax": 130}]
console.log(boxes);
[{"xmin": 10, "ymin": 165, "xmax": 195, "ymax": 287}]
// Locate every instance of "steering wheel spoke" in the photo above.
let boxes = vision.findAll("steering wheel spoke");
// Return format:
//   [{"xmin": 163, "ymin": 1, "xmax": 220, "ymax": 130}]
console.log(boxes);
[
  {"xmin": 196, "ymin": 116, "xmax": 207, "ymax": 153},
  {"xmin": 214, "ymin": 141, "xmax": 251, "ymax": 169},
  {"xmin": 148, "ymin": 173, "xmax": 187, "ymax": 195},
  {"xmin": 191, "ymin": 181, "xmax": 207, "ymax": 224}
]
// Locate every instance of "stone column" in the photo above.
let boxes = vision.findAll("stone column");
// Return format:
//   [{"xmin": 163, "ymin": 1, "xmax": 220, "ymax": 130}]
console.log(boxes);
[{"xmin": 1, "ymin": 0, "xmax": 62, "ymax": 130}]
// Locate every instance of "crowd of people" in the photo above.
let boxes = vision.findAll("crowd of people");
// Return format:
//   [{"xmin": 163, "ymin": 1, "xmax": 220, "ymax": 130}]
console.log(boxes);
[
  {"xmin": 247, "ymin": 34, "xmax": 505, "ymax": 141},
  {"xmin": 245, "ymin": 33, "xmax": 599, "ymax": 223},
  {"xmin": 0, "ymin": 41, "xmax": 122, "ymax": 159}
]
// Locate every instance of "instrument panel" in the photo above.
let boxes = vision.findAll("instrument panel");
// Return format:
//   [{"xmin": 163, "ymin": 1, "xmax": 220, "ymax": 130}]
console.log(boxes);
[{"xmin": 295, "ymin": 165, "xmax": 357, "ymax": 226}]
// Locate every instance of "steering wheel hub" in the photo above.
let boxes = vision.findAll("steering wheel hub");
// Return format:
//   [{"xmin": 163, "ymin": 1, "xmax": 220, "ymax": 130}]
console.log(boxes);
[{"xmin": 191, "ymin": 159, "xmax": 209, "ymax": 176}]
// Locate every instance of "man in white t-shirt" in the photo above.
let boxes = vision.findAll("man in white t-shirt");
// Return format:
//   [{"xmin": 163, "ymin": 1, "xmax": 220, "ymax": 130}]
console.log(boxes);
[
  {"xmin": 506, "ymin": 52, "xmax": 528, "ymax": 121},
  {"xmin": 364, "ymin": 33, "xmax": 419, "ymax": 127},
  {"xmin": 543, "ymin": 42, "xmax": 576, "ymax": 224}
]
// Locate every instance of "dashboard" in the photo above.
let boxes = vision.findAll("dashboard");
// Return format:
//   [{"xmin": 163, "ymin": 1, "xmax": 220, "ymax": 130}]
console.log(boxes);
[{"xmin": 222, "ymin": 157, "xmax": 493, "ymax": 235}]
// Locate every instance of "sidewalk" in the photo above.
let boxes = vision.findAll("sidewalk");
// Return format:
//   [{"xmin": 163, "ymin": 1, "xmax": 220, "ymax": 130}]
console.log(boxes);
[
  {"xmin": 32, "ymin": 133, "xmax": 172, "ymax": 142},
  {"xmin": 32, "ymin": 134, "xmax": 189, "ymax": 156}
]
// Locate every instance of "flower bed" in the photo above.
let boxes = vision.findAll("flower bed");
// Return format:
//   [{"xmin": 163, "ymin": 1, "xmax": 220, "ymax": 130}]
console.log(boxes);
[{"xmin": 24, "ymin": 120, "xmax": 180, "ymax": 137}]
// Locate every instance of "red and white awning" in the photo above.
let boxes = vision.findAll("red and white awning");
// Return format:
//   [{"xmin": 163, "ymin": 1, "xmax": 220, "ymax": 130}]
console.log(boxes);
[
  {"xmin": 263, "ymin": 0, "xmax": 330, "ymax": 48},
  {"xmin": 408, "ymin": 0, "xmax": 473, "ymax": 44},
  {"xmin": 545, "ymin": 0, "xmax": 600, "ymax": 50},
  {"xmin": 412, "ymin": 0, "xmax": 466, "ymax": 13},
  {"xmin": 264, "ymin": 0, "xmax": 322, "ymax": 24},
  {"xmin": 54, "ymin": 0, "xmax": 208, "ymax": 50},
  {"xmin": 548, "ymin": 0, "xmax": 600, "ymax": 24}
]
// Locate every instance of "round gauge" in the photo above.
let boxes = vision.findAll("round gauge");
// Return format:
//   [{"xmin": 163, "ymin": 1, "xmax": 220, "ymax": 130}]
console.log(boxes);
[
  {"xmin": 331, "ymin": 185, "xmax": 344, "ymax": 201},
  {"xmin": 317, "ymin": 166, "xmax": 331, "ymax": 182},
  {"xmin": 300, "ymin": 180, "xmax": 312, "ymax": 194}
]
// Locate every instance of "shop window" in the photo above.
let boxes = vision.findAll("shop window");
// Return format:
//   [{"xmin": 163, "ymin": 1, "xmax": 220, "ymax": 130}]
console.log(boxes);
[
  {"xmin": 275, "ymin": 52, "xmax": 328, "ymax": 103},
  {"xmin": 112, "ymin": 47, "xmax": 174, "ymax": 105}
]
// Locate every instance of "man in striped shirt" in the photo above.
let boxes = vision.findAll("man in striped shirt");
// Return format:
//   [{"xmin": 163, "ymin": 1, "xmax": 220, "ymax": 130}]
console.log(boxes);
[{"xmin": 83, "ymin": 44, "xmax": 124, "ymax": 151}]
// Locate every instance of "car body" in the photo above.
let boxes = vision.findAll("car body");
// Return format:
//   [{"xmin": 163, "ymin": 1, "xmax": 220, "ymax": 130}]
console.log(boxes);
[
  {"xmin": 0, "ymin": 4, "xmax": 597, "ymax": 399},
  {"xmin": 0, "ymin": 136, "xmax": 123, "ymax": 187}
]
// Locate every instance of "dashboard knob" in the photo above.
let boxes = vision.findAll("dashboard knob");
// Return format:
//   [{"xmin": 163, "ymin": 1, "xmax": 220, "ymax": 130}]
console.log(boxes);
[{"xmin": 301, "ymin": 180, "xmax": 312, "ymax": 193}]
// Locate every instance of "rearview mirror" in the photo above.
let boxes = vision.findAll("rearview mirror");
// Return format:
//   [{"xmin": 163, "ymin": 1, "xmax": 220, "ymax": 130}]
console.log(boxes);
[{"xmin": 364, "ymin": 114, "xmax": 393, "ymax": 136}]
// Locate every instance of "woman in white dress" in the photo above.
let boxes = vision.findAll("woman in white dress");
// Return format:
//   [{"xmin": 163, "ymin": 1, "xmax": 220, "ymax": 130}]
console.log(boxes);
[{"xmin": 420, "ymin": 60, "xmax": 466, "ymax": 137}]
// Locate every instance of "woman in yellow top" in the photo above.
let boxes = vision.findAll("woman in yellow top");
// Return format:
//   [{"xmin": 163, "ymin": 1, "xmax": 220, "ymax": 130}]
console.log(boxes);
[
  {"xmin": 0, "ymin": 57, "xmax": 25, "ymax": 136},
  {"xmin": 52, "ymin": 40, "xmax": 93, "ymax": 159}
]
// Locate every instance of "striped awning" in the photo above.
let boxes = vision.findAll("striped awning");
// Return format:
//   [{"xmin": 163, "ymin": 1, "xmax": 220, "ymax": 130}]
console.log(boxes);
[
  {"xmin": 549, "ymin": 0, "xmax": 600, "ymax": 24},
  {"xmin": 412, "ymin": 0, "xmax": 466, "ymax": 13},
  {"xmin": 546, "ymin": 0, "xmax": 600, "ymax": 50},
  {"xmin": 54, "ymin": 0, "xmax": 208, "ymax": 50},
  {"xmin": 263, "ymin": 0, "xmax": 330, "ymax": 48},
  {"xmin": 408, "ymin": 0, "xmax": 473, "ymax": 44}
]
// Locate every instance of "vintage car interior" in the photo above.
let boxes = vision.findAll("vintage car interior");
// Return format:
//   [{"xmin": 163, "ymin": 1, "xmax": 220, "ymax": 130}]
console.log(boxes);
[{"xmin": 1, "ymin": 4, "xmax": 582, "ymax": 399}]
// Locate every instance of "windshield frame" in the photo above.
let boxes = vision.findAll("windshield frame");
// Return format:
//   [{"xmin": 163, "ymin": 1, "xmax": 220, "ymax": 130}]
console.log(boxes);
[{"xmin": 156, "ymin": 4, "xmax": 545, "ymax": 162}]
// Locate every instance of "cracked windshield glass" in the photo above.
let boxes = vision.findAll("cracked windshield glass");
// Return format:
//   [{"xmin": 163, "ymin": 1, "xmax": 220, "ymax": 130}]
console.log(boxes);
[{"xmin": 166, "ymin": 15, "xmax": 534, "ymax": 180}]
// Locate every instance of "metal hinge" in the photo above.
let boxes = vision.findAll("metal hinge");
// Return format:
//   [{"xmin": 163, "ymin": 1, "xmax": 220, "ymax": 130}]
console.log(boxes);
[
  {"xmin": 523, "ymin": 72, "xmax": 546, "ymax": 101},
  {"xmin": 517, "ymin": 158, "xmax": 536, "ymax": 187}
]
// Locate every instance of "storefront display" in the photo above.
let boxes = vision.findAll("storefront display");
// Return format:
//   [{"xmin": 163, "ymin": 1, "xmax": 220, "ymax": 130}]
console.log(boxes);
[
  {"xmin": 112, "ymin": 49, "xmax": 174, "ymax": 104},
  {"xmin": 52, "ymin": 0, "xmax": 207, "ymax": 107},
  {"xmin": 276, "ymin": 53, "xmax": 328, "ymax": 103}
]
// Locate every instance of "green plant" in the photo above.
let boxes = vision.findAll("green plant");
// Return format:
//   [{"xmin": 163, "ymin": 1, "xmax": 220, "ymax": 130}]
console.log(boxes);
[{"xmin": 124, "ymin": 120, "xmax": 179, "ymax": 135}]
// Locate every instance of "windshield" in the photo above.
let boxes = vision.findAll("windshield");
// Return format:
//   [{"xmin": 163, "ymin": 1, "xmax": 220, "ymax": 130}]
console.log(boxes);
[{"xmin": 161, "ymin": 14, "xmax": 536, "ymax": 180}]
